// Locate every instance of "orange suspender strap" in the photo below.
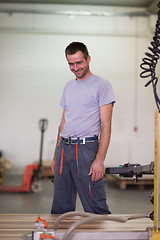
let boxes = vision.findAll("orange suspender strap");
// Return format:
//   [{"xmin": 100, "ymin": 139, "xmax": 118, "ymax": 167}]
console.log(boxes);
[
  {"xmin": 60, "ymin": 143, "xmax": 64, "ymax": 175},
  {"xmin": 89, "ymin": 182, "xmax": 92, "ymax": 206},
  {"xmin": 76, "ymin": 144, "xmax": 79, "ymax": 176}
]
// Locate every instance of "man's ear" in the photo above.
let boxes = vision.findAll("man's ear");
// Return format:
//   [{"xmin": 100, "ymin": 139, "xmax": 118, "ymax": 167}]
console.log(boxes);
[{"xmin": 87, "ymin": 55, "xmax": 91, "ymax": 63}]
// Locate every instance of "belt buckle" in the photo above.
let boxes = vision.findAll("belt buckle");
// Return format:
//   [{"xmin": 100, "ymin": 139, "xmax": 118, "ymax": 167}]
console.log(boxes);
[{"xmin": 69, "ymin": 137, "xmax": 72, "ymax": 144}]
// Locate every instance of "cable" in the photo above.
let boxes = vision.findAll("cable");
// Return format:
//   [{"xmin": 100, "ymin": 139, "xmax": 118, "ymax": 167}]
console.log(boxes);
[
  {"xmin": 53, "ymin": 211, "xmax": 149, "ymax": 240},
  {"xmin": 61, "ymin": 214, "xmax": 149, "ymax": 240},
  {"xmin": 53, "ymin": 211, "xmax": 148, "ymax": 231},
  {"xmin": 62, "ymin": 215, "xmax": 127, "ymax": 240},
  {"xmin": 53, "ymin": 211, "xmax": 94, "ymax": 231},
  {"xmin": 140, "ymin": 2, "xmax": 160, "ymax": 110},
  {"xmin": 125, "ymin": 213, "xmax": 149, "ymax": 220}
]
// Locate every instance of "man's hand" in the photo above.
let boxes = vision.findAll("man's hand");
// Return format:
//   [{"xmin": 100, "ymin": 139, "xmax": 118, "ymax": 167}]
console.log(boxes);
[{"xmin": 88, "ymin": 158, "xmax": 104, "ymax": 182}]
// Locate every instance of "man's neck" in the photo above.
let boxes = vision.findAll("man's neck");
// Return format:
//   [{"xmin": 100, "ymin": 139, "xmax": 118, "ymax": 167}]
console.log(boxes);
[{"xmin": 76, "ymin": 71, "xmax": 92, "ymax": 81}]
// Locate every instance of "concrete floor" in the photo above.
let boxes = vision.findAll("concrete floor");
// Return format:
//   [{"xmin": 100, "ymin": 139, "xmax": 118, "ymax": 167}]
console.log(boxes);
[{"xmin": 0, "ymin": 173, "xmax": 153, "ymax": 215}]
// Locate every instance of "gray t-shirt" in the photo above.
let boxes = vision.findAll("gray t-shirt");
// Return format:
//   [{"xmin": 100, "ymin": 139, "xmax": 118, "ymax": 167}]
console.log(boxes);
[{"xmin": 60, "ymin": 74, "xmax": 115, "ymax": 138}]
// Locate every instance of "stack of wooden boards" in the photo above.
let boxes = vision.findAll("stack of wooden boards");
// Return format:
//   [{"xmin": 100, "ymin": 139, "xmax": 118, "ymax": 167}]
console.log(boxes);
[
  {"xmin": 34, "ymin": 160, "xmax": 53, "ymax": 178},
  {"xmin": 0, "ymin": 213, "xmax": 153, "ymax": 240},
  {"xmin": 0, "ymin": 157, "xmax": 11, "ymax": 184},
  {"xmin": 41, "ymin": 160, "xmax": 53, "ymax": 178}
]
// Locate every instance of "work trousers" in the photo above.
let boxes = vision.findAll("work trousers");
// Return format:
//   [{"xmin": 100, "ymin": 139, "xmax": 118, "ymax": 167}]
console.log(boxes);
[{"xmin": 51, "ymin": 139, "xmax": 111, "ymax": 214}]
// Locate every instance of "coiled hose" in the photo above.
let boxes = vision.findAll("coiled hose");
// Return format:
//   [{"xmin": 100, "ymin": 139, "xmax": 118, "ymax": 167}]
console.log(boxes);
[
  {"xmin": 140, "ymin": 2, "xmax": 160, "ymax": 110},
  {"xmin": 53, "ymin": 212, "xmax": 94, "ymax": 231},
  {"xmin": 53, "ymin": 211, "xmax": 149, "ymax": 240}
]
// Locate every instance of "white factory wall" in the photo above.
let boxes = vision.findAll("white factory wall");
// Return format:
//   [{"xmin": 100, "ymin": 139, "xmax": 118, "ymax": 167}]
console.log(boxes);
[{"xmin": 0, "ymin": 3, "xmax": 158, "ymax": 172}]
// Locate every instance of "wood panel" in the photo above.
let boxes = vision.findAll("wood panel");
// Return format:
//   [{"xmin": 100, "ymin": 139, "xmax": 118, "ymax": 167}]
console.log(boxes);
[{"xmin": 0, "ymin": 214, "xmax": 153, "ymax": 240}]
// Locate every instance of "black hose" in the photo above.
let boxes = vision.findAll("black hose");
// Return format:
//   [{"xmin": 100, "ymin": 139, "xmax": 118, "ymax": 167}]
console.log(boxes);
[{"xmin": 140, "ymin": 2, "xmax": 160, "ymax": 110}]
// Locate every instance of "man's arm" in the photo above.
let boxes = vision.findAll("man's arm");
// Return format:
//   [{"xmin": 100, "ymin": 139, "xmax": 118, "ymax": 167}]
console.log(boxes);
[
  {"xmin": 52, "ymin": 110, "xmax": 65, "ymax": 175},
  {"xmin": 88, "ymin": 103, "xmax": 113, "ymax": 182}
]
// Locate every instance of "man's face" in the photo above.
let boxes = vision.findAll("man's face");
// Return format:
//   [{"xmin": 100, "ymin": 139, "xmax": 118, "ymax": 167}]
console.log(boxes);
[{"xmin": 66, "ymin": 51, "xmax": 91, "ymax": 80}]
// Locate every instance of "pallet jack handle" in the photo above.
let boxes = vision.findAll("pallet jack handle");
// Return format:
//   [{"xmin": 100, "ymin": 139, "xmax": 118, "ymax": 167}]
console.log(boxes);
[{"xmin": 39, "ymin": 119, "xmax": 48, "ymax": 172}]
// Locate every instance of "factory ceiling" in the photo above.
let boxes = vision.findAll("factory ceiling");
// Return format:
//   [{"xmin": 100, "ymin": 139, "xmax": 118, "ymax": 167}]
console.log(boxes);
[{"xmin": 0, "ymin": 0, "xmax": 159, "ymax": 16}]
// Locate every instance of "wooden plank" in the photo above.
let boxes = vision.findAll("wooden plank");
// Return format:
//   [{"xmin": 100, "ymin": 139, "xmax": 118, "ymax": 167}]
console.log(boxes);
[
  {"xmin": 0, "ymin": 214, "xmax": 153, "ymax": 240},
  {"xmin": 0, "ymin": 214, "xmax": 153, "ymax": 230}
]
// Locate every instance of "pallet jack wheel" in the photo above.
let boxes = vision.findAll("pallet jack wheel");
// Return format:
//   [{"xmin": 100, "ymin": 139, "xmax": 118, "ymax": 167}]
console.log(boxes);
[{"xmin": 30, "ymin": 180, "xmax": 42, "ymax": 193}]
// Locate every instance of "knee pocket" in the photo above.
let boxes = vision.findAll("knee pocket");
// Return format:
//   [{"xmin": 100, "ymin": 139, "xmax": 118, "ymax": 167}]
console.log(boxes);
[{"xmin": 89, "ymin": 179, "xmax": 106, "ymax": 206}]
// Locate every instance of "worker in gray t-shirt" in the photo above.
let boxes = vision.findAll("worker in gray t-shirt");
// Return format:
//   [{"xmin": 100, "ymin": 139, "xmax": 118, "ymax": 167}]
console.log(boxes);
[{"xmin": 51, "ymin": 42, "xmax": 115, "ymax": 214}]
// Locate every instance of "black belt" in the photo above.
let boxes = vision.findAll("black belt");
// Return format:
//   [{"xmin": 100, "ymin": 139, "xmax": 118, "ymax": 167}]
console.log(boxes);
[{"xmin": 62, "ymin": 136, "xmax": 98, "ymax": 144}]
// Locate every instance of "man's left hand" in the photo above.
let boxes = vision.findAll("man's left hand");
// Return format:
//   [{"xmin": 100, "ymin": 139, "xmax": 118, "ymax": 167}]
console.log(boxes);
[{"xmin": 88, "ymin": 159, "xmax": 104, "ymax": 182}]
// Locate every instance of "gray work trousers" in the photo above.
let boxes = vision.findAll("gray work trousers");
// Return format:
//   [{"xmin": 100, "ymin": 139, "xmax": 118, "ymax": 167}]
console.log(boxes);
[{"xmin": 51, "ymin": 139, "xmax": 111, "ymax": 214}]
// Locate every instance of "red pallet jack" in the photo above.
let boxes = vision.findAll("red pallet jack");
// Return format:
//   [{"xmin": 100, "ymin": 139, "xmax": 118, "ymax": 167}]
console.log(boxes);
[{"xmin": 0, "ymin": 119, "xmax": 48, "ymax": 193}]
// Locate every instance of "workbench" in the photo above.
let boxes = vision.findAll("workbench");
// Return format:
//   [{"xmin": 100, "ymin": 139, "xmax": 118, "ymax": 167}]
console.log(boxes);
[{"xmin": 0, "ymin": 213, "xmax": 153, "ymax": 240}]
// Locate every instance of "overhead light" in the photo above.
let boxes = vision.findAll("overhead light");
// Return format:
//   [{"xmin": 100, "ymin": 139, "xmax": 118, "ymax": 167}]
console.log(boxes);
[{"xmin": 0, "ymin": 8, "xmax": 150, "ymax": 17}]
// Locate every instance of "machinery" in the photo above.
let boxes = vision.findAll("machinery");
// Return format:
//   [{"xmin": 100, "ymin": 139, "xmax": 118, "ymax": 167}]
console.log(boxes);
[
  {"xmin": 33, "ymin": 214, "xmax": 56, "ymax": 240},
  {"xmin": 105, "ymin": 162, "xmax": 154, "ymax": 218},
  {"xmin": 0, "ymin": 119, "xmax": 48, "ymax": 193},
  {"xmin": 105, "ymin": 111, "xmax": 160, "ymax": 240},
  {"xmin": 152, "ymin": 110, "xmax": 160, "ymax": 239}
]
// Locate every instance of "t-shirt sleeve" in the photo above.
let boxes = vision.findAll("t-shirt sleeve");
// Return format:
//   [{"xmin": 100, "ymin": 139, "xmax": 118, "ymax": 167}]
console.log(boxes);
[{"xmin": 98, "ymin": 80, "xmax": 115, "ymax": 107}]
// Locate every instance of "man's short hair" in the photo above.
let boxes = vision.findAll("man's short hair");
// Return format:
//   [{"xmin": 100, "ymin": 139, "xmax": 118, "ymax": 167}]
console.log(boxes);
[{"xmin": 65, "ymin": 42, "xmax": 89, "ymax": 60}]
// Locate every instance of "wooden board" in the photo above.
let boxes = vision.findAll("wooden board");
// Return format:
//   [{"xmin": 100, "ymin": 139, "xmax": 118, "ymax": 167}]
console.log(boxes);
[
  {"xmin": 0, "ymin": 214, "xmax": 153, "ymax": 240},
  {"xmin": 34, "ymin": 160, "xmax": 53, "ymax": 178}
]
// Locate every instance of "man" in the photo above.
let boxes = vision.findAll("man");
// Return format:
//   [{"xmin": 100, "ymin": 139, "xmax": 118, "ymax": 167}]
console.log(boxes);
[{"xmin": 51, "ymin": 42, "xmax": 115, "ymax": 214}]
